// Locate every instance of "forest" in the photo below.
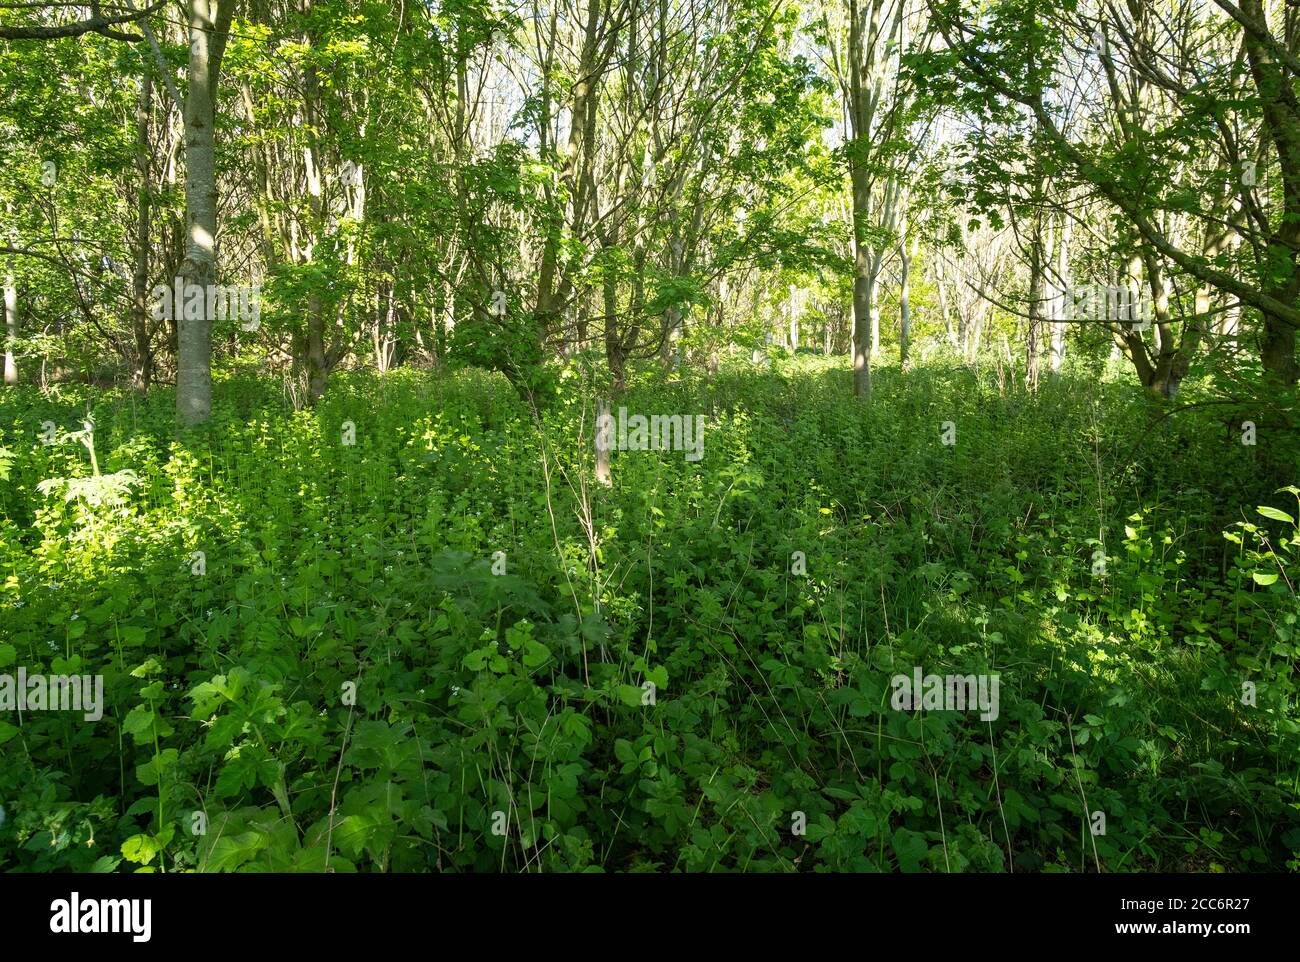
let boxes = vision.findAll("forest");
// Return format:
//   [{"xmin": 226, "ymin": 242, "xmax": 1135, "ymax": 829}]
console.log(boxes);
[{"xmin": 0, "ymin": 0, "xmax": 1298, "ymax": 875}]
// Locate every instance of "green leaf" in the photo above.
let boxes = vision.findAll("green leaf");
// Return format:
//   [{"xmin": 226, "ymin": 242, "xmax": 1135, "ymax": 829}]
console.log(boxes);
[
  {"xmin": 121, "ymin": 706, "xmax": 156, "ymax": 743},
  {"xmin": 1256, "ymin": 506, "xmax": 1295, "ymax": 524},
  {"xmin": 331, "ymin": 813, "xmax": 381, "ymax": 859},
  {"xmin": 891, "ymin": 828, "xmax": 929, "ymax": 872},
  {"xmin": 135, "ymin": 748, "xmax": 179, "ymax": 787},
  {"xmin": 1252, "ymin": 571, "xmax": 1279, "ymax": 585},
  {"xmin": 119, "ymin": 626, "xmax": 147, "ymax": 647},
  {"xmin": 203, "ymin": 832, "xmax": 267, "ymax": 872},
  {"xmin": 522, "ymin": 639, "xmax": 551, "ymax": 669},
  {"xmin": 614, "ymin": 739, "xmax": 637, "ymax": 764},
  {"xmin": 121, "ymin": 834, "xmax": 161, "ymax": 865}
]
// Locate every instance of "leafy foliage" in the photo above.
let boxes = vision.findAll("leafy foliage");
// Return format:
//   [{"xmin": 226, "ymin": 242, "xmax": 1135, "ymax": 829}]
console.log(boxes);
[{"xmin": 2, "ymin": 359, "xmax": 1296, "ymax": 872}]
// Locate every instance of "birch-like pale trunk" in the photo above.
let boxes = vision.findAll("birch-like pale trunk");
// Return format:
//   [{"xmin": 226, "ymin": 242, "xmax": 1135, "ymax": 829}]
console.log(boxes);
[
  {"xmin": 177, "ymin": 0, "xmax": 234, "ymax": 425},
  {"xmin": 841, "ymin": 0, "xmax": 905, "ymax": 396},
  {"xmin": 595, "ymin": 398, "xmax": 611, "ymax": 486},
  {"xmin": 3, "ymin": 241, "xmax": 16, "ymax": 387},
  {"xmin": 848, "ymin": 0, "xmax": 875, "ymax": 398}
]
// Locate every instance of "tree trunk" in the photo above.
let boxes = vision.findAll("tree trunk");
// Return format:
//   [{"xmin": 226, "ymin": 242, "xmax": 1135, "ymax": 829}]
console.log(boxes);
[
  {"xmin": 595, "ymin": 398, "xmax": 611, "ymax": 486},
  {"xmin": 899, "ymin": 229, "xmax": 912, "ymax": 368},
  {"xmin": 603, "ymin": 268, "xmax": 625, "ymax": 391},
  {"xmin": 788, "ymin": 285, "xmax": 800, "ymax": 352},
  {"xmin": 1050, "ymin": 213, "xmax": 1069, "ymax": 374},
  {"xmin": 1026, "ymin": 212, "xmax": 1044, "ymax": 391},
  {"xmin": 307, "ymin": 291, "xmax": 327, "ymax": 401},
  {"xmin": 1260, "ymin": 320, "xmax": 1297, "ymax": 384},
  {"xmin": 848, "ymin": 0, "xmax": 873, "ymax": 399},
  {"xmin": 132, "ymin": 68, "xmax": 155, "ymax": 391},
  {"xmin": 933, "ymin": 257, "xmax": 955, "ymax": 348},
  {"xmin": 176, "ymin": 0, "xmax": 235, "ymax": 426},
  {"xmin": 1240, "ymin": 0, "xmax": 1300, "ymax": 384},
  {"xmin": 3, "ymin": 246, "xmax": 16, "ymax": 387},
  {"xmin": 852, "ymin": 239, "xmax": 874, "ymax": 398}
]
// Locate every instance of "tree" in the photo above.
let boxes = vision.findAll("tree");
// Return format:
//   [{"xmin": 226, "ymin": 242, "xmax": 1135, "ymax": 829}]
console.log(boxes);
[
  {"xmin": 925, "ymin": 0, "xmax": 1300, "ymax": 388},
  {"xmin": 176, "ymin": 0, "xmax": 236, "ymax": 425}
]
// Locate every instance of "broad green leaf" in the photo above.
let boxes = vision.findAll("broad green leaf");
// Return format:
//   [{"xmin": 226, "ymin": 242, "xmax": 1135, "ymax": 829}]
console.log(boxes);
[{"xmin": 1256, "ymin": 506, "xmax": 1295, "ymax": 524}]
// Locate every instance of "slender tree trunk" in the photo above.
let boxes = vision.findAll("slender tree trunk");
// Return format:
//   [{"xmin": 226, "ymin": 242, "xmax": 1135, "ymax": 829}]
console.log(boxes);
[
  {"xmin": 899, "ymin": 229, "xmax": 913, "ymax": 368},
  {"xmin": 603, "ymin": 267, "xmax": 625, "ymax": 391},
  {"xmin": 1026, "ymin": 212, "xmax": 1043, "ymax": 391},
  {"xmin": 132, "ymin": 69, "xmax": 155, "ymax": 391},
  {"xmin": 177, "ymin": 0, "xmax": 235, "ymax": 425},
  {"xmin": 302, "ymin": 40, "xmax": 330, "ymax": 404},
  {"xmin": 3, "ymin": 245, "xmax": 16, "ymax": 387},
  {"xmin": 595, "ymin": 398, "xmax": 611, "ymax": 486},
  {"xmin": 437, "ymin": 278, "xmax": 454, "ymax": 363},
  {"xmin": 848, "ymin": 0, "xmax": 873, "ymax": 399},
  {"xmin": 1217, "ymin": 201, "xmax": 1244, "ymax": 341},
  {"xmin": 873, "ymin": 278, "xmax": 881, "ymax": 342},
  {"xmin": 788, "ymin": 285, "xmax": 800, "ymax": 352},
  {"xmin": 307, "ymin": 291, "xmax": 327, "ymax": 400},
  {"xmin": 852, "ymin": 243, "xmax": 874, "ymax": 398},
  {"xmin": 1051, "ymin": 213, "xmax": 1069, "ymax": 374},
  {"xmin": 933, "ymin": 257, "xmax": 955, "ymax": 347}
]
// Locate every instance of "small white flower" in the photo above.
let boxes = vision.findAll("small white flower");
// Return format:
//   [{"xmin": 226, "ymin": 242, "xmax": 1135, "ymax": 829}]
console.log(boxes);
[{"xmin": 70, "ymin": 612, "xmax": 79, "ymax": 621}]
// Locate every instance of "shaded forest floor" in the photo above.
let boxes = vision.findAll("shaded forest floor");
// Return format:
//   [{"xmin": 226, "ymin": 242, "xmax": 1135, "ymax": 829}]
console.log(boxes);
[{"xmin": 1, "ymin": 356, "xmax": 1298, "ymax": 871}]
